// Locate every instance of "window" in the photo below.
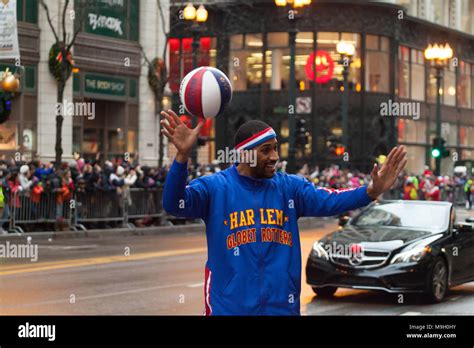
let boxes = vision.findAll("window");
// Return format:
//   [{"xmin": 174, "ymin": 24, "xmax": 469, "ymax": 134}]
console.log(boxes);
[
  {"xmin": 22, "ymin": 126, "xmax": 35, "ymax": 152},
  {"xmin": 17, "ymin": 0, "xmax": 38, "ymax": 24},
  {"xmin": 427, "ymin": 66, "xmax": 438, "ymax": 104},
  {"xmin": 313, "ymin": 32, "xmax": 361, "ymax": 92},
  {"xmin": 365, "ymin": 35, "xmax": 390, "ymax": 93},
  {"xmin": 108, "ymin": 129, "xmax": 126, "ymax": 154},
  {"xmin": 73, "ymin": 126, "xmax": 81, "ymax": 154},
  {"xmin": 168, "ymin": 37, "xmax": 217, "ymax": 93},
  {"xmin": 458, "ymin": 61, "xmax": 471, "ymax": 108},
  {"xmin": 398, "ymin": 46, "xmax": 410, "ymax": 98},
  {"xmin": 411, "ymin": 49, "xmax": 425, "ymax": 101},
  {"xmin": 444, "ymin": 60, "xmax": 456, "ymax": 106},
  {"xmin": 82, "ymin": 129, "xmax": 103, "ymax": 154},
  {"xmin": 472, "ymin": 66, "xmax": 474, "ymax": 109},
  {"xmin": 428, "ymin": 59, "xmax": 456, "ymax": 106},
  {"xmin": 397, "ymin": 119, "xmax": 426, "ymax": 144},
  {"xmin": 461, "ymin": 0, "xmax": 473, "ymax": 34},
  {"xmin": 0, "ymin": 123, "xmax": 17, "ymax": 151},
  {"xmin": 404, "ymin": 145, "xmax": 426, "ymax": 175},
  {"xmin": 229, "ymin": 33, "xmax": 263, "ymax": 91},
  {"xmin": 459, "ymin": 126, "xmax": 474, "ymax": 147},
  {"xmin": 295, "ymin": 32, "xmax": 314, "ymax": 91},
  {"xmin": 431, "ymin": 0, "xmax": 447, "ymax": 26},
  {"xmin": 266, "ymin": 32, "xmax": 315, "ymax": 91},
  {"xmin": 396, "ymin": 0, "xmax": 417, "ymax": 16},
  {"xmin": 442, "ymin": 123, "xmax": 457, "ymax": 147},
  {"xmin": 267, "ymin": 32, "xmax": 289, "ymax": 90}
]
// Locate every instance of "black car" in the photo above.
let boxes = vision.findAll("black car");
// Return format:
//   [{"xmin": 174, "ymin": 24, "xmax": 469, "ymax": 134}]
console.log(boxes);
[{"xmin": 306, "ymin": 200, "xmax": 474, "ymax": 303}]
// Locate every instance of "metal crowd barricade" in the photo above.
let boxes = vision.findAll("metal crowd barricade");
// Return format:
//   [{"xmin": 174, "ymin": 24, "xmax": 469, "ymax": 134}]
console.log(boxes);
[
  {"xmin": 10, "ymin": 190, "xmax": 72, "ymax": 233},
  {"xmin": 124, "ymin": 188, "xmax": 165, "ymax": 226},
  {"xmin": 453, "ymin": 186, "xmax": 466, "ymax": 206},
  {"xmin": 5, "ymin": 187, "xmax": 167, "ymax": 233},
  {"xmin": 72, "ymin": 190, "xmax": 125, "ymax": 227},
  {"xmin": 0, "ymin": 191, "xmax": 13, "ymax": 233}
]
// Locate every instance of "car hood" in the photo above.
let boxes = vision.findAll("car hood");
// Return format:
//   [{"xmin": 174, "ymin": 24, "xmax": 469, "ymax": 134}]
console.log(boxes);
[{"xmin": 320, "ymin": 225, "xmax": 442, "ymax": 252}]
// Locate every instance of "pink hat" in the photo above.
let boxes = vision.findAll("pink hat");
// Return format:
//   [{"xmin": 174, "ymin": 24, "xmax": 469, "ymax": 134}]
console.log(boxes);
[{"xmin": 77, "ymin": 158, "xmax": 85, "ymax": 172}]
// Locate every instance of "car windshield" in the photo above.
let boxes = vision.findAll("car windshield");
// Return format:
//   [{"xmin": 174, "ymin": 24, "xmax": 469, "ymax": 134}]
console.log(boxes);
[{"xmin": 352, "ymin": 202, "xmax": 450, "ymax": 232}]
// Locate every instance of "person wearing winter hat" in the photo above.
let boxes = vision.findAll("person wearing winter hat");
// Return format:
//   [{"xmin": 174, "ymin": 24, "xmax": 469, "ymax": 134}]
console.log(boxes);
[
  {"xmin": 109, "ymin": 166, "xmax": 125, "ymax": 193},
  {"xmin": 19, "ymin": 165, "xmax": 33, "ymax": 190}
]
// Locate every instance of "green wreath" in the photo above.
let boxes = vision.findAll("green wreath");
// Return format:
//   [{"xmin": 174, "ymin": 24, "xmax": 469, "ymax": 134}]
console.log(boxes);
[
  {"xmin": 48, "ymin": 42, "xmax": 74, "ymax": 82},
  {"xmin": 148, "ymin": 57, "xmax": 167, "ymax": 96}
]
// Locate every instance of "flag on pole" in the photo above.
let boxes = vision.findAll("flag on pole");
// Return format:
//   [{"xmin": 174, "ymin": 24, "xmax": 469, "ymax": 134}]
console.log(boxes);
[{"xmin": 0, "ymin": 0, "xmax": 20, "ymax": 60}]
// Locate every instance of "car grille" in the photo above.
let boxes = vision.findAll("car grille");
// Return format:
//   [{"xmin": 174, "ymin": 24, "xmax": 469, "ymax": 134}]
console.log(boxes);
[{"xmin": 329, "ymin": 249, "xmax": 391, "ymax": 269}]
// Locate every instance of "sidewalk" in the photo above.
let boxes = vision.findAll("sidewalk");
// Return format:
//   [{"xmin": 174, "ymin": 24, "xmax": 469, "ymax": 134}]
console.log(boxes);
[{"xmin": 456, "ymin": 206, "xmax": 474, "ymax": 222}]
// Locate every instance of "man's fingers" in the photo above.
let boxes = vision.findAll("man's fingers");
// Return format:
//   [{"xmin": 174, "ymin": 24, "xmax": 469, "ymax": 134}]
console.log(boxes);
[
  {"xmin": 371, "ymin": 163, "xmax": 379, "ymax": 179},
  {"xmin": 384, "ymin": 146, "xmax": 397, "ymax": 165},
  {"xmin": 161, "ymin": 120, "xmax": 175, "ymax": 135},
  {"xmin": 168, "ymin": 109, "xmax": 183, "ymax": 125},
  {"xmin": 160, "ymin": 111, "xmax": 177, "ymax": 128},
  {"xmin": 161, "ymin": 128, "xmax": 172, "ymax": 140},
  {"xmin": 394, "ymin": 145, "xmax": 407, "ymax": 164},
  {"xmin": 194, "ymin": 119, "xmax": 205, "ymax": 133},
  {"xmin": 396, "ymin": 157, "xmax": 408, "ymax": 174}
]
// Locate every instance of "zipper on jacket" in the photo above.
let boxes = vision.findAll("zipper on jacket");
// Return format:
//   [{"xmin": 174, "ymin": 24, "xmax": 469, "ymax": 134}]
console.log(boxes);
[{"xmin": 254, "ymin": 181, "xmax": 266, "ymax": 314}]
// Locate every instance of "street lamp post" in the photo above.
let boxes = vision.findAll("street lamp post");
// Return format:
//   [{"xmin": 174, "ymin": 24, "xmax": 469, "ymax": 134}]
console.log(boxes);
[
  {"xmin": 275, "ymin": 0, "xmax": 311, "ymax": 173},
  {"xmin": 336, "ymin": 41, "xmax": 355, "ymax": 165},
  {"xmin": 288, "ymin": 20, "xmax": 297, "ymax": 173},
  {"xmin": 424, "ymin": 43, "xmax": 453, "ymax": 176},
  {"xmin": 184, "ymin": 3, "xmax": 208, "ymax": 168}
]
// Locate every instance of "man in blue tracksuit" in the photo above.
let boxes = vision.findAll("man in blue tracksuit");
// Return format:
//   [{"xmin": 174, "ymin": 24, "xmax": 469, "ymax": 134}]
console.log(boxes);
[{"xmin": 161, "ymin": 109, "xmax": 407, "ymax": 315}]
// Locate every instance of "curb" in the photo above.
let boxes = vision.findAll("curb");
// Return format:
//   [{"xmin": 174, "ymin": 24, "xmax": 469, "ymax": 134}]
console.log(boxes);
[{"xmin": 0, "ymin": 217, "xmax": 327, "ymax": 242}]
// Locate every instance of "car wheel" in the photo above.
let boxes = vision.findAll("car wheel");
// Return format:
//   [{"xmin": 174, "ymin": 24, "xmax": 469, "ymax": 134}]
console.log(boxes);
[
  {"xmin": 312, "ymin": 286, "xmax": 338, "ymax": 297},
  {"xmin": 426, "ymin": 258, "xmax": 448, "ymax": 303}
]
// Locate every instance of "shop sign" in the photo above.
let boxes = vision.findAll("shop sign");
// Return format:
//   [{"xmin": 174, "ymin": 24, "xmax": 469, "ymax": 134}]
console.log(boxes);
[
  {"xmin": 296, "ymin": 97, "xmax": 311, "ymax": 114},
  {"xmin": 84, "ymin": 74, "xmax": 126, "ymax": 96},
  {"xmin": 305, "ymin": 50, "xmax": 335, "ymax": 84},
  {"xmin": 84, "ymin": 0, "xmax": 127, "ymax": 39}
]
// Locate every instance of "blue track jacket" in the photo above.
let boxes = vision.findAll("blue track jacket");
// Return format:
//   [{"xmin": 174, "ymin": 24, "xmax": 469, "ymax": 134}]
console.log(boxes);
[{"xmin": 163, "ymin": 160, "xmax": 374, "ymax": 315}]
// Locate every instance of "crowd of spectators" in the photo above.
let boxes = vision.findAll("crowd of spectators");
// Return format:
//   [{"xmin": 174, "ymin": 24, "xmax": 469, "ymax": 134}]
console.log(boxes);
[
  {"xmin": 1, "ymin": 155, "xmax": 473, "ymax": 232},
  {"xmin": 0, "ymin": 155, "xmax": 169, "ymax": 229}
]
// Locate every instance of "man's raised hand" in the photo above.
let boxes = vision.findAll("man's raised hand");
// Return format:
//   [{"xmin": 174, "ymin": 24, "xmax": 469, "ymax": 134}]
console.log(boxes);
[
  {"xmin": 367, "ymin": 145, "xmax": 408, "ymax": 200},
  {"xmin": 160, "ymin": 109, "xmax": 204, "ymax": 163}
]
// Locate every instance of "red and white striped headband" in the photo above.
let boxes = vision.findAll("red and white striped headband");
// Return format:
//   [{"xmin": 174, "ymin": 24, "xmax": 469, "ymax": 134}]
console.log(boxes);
[{"xmin": 234, "ymin": 127, "xmax": 277, "ymax": 152}]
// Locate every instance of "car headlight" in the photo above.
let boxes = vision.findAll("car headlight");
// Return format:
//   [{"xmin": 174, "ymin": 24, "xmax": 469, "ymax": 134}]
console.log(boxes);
[
  {"xmin": 312, "ymin": 242, "xmax": 329, "ymax": 260},
  {"xmin": 390, "ymin": 246, "xmax": 431, "ymax": 264}
]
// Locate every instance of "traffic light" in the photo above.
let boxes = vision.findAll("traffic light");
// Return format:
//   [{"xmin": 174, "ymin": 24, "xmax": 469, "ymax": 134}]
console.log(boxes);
[
  {"xmin": 295, "ymin": 117, "xmax": 308, "ymax": 148},
  {"xmin": 431, "ymin": 137, "xmax": 450, "ymax": 159},
  {"xmin": 327, "ymin": 135, "xmax": 345, "ymax": 157},
  {"xmin": 335, "ymin": 145, "xmax": 345, "ymax": 156}
]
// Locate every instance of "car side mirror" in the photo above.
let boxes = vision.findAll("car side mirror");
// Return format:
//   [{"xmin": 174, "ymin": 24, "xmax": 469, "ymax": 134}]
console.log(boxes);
[
  {"xmin": 339, "ymin": 215, "xmax": 350, "ymax": 227},
  {"xmin": 455, "ymin": 222, "xmax": 474, "ymax": 233}
]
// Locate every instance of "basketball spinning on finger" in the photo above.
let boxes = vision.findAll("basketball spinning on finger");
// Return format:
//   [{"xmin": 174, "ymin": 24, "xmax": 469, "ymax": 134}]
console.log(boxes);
[{"xmin": 179, "ymin": 66, "xmax": 233, "ymax": 119}]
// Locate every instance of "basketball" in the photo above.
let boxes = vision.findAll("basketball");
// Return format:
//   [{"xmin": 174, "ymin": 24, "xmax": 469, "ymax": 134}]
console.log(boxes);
[{"xmin": 179, "ymin": 66, "xmax": 233, "ymax": 119}]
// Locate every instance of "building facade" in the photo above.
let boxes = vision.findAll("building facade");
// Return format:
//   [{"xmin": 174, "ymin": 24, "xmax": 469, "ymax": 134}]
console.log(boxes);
[
  {"xmin": 169, "ymin": 0, "xmax": 474, "ymax": 175},
  {"xmin": 0, "ymin": 0, "xmax": 169, "ymax": 166}
]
